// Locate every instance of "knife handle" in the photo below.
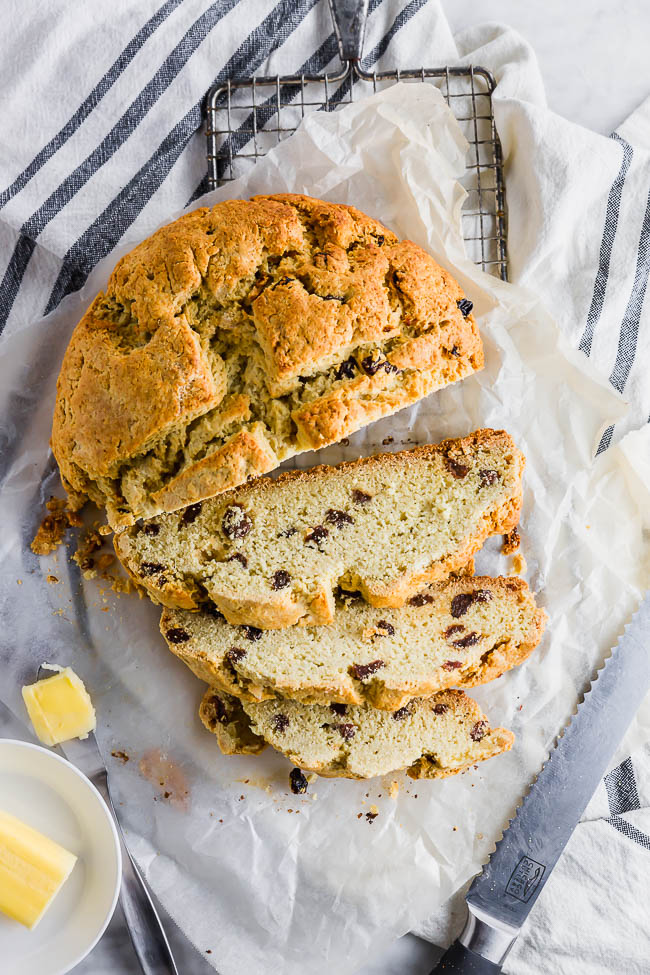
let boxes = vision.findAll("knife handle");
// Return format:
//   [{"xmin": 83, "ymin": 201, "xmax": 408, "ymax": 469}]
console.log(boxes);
[
  {"xmin": 432, "ymin": 940, "xmax": 502, "ymax": 973},
  {"xmin": 92, "ymin": 767, "xmax": 179, "ymax": 975}
]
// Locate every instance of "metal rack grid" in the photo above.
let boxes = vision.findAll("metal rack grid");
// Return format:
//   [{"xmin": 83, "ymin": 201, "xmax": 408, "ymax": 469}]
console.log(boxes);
[{"xmin": 205, "ymin": 63, "xmax": 507, "ymax": 281}]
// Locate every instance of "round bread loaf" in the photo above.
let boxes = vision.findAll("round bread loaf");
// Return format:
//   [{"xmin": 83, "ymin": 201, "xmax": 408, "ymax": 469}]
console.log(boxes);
[{"xmin": 52, "ymin": 194, "xmax": 482, "ymax": 527}]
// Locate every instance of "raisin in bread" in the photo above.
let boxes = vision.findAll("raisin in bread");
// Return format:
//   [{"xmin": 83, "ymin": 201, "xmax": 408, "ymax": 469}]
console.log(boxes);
[
  {"xmin": 199, "ymin": 688, "xmax": 514, "ymax": 780},
  {"xmin": 52, "ymin": 194, "xmax": 482, "ymax": 528},
  {"xmin": 161, "ymin": 576, "xmax": 546, "ymax": 710},
  {"xmin": 115, "ymin": 429, "xmax": 524, "ymax": 627}
]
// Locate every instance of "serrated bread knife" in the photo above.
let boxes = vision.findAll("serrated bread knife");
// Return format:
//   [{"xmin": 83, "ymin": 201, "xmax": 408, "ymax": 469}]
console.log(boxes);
[{"xmin": 432, "ymin": 591, "xmax": 650, "ymax": 974}]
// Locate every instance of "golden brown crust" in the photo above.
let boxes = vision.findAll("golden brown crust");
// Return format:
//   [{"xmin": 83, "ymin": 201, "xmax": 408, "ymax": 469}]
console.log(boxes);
[
  {"xmin": 52, "ymin": 303, "xmax": 220, "ymax": 511},
  {"xmin": 292, "ymin": 370, "xmax": 439, "ymax": 450},
  {"xmin": 405, "ymin": 727, "xmax": 515, "ymax": 780},
  {"xmin": 199, "ymin": 691, "xmax": 267, "ymax": 755},
  {"xmin": 51, "ymin": 194, "xmax": 482, "ymax": 526},
  {"xmin": 149, "ymin": 427, "xmax": 519, "ymax": 505},
  {"xmin": 117, "ymin": 429, "xmax": 525, "ymax": 626},
  {"xmin": 150, "ymin": 427, "xmax": 278, "ymax": 515}
]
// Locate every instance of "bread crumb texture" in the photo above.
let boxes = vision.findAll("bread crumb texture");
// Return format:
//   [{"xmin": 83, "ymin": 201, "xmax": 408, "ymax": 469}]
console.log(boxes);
[
  {"xmin": 116, "ymin": 429, "xmax": 524, "ymax": 626},
  {"xmin": 160, "ymin": 575, "xmax": 546, "ymax": 709},
  {"xmin": 31, "ymin": 497, "xmax": 83, "ymax": 555},
  {"xmin": 199, "ymin": 688, "xmax": 514, "ymax": 780},
  {"xmin": 52, "ymin": 194, "xmax": 482, "ymax": 527}
]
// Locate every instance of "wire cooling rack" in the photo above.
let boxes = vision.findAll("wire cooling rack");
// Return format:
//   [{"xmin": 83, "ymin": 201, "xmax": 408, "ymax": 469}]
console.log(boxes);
[{"xmin": 205, "ymin": 20, "xmax": 507, "ymax": 281}]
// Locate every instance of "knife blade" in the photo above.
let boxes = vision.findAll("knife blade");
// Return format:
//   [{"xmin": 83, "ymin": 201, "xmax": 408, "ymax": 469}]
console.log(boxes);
[
  {"xmin": 55, "ymin": 719, "xmax": 179, "ymax": 975},
  {"xmin": 433, "ymin": 591, "xmax": 650, "ymax": 974}
]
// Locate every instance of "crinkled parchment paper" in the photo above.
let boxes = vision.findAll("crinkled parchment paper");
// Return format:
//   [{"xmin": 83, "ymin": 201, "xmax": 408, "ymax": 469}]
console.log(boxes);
[{"xmin": 0, "ymin": 85, "xmax": 649, "ymax": 974}]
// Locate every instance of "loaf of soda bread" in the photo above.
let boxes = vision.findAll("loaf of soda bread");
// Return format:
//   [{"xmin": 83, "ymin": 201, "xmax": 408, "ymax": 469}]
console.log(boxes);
[
  {"xmin": 199, "ymin": 687, "xmax": 514, "ymax": 780},
  {"xmin": 161, "ymin": 576, "xmax": 546, "ymax": 710},
  {"xmin": 51, "ymin": 194, "xmax": 482, "ymax": 528},
  {"xmin": 115, "ymin": 429, "xmax": 524, "ymax": 627}
]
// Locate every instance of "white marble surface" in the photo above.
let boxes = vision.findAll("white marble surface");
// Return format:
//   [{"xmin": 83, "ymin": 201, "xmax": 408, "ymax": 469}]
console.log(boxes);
[
  {"xmin": 4, "ymin": 4, "xmax": 649, "ymax": 973},
  {"xmin": 444, "ymin": 0, "xmax": 650, "ymax": 136}
]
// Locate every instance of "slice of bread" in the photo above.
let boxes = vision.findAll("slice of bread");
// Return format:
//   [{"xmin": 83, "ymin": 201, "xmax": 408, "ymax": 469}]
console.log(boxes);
[
  {"xmin": 116, "ymin": 429, "xmax": 524, "ymax": 627},
  {"xmin": 199, "ymin": 688, "xmax": 514, "ymax": 780},
  {"xmin": 161, "ymin": 576, "xmax": 546, "ymax": 710},
  {"xmin": 51, "ymin": 194, "xmax": 482, "ymax": 528}
]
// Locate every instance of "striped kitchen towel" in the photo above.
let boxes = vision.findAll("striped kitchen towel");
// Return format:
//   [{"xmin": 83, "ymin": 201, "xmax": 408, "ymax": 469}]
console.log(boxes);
[
  {"xmin": 0, "ymin": 0, "xmax": 456, "ymax": 340},
  {"xmin": 0, "ymin": 3, "xmax": 649, "ymax": 975},
  {"xmin": 415, "ymin": 16, "xmax": 650, "ymax": 975},
  {"xmin": 476, "ymin": 28, "xmax": 650, "ymax": 453}
]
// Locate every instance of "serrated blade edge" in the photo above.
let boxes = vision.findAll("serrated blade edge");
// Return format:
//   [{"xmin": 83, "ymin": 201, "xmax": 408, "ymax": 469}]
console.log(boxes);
[{"xmin": 467, "ymin": 592, "xmax": 650, "ymax": 931}]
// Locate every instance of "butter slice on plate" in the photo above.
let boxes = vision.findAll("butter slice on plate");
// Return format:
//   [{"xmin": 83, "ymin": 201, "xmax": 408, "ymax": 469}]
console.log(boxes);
[
  {"xmin": 0, "ymin": 809, "xmax": 77, "ymax": 929},
  {"xmin": 22, "ymin": 667, "xmax": 96, "ymax": 746}
]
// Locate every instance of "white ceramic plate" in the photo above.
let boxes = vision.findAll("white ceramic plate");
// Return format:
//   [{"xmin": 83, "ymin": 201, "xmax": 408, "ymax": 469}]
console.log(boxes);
[{"xmin": 0, "ymin": 738, "xmax": 121, "ymax": 975}]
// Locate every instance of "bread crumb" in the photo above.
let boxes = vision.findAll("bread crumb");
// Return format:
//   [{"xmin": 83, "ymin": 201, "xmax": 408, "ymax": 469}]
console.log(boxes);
[
  {"xmin": 502, "ymin": 526, "xmax": 520, "ymax": 554},
  {"xmin": 46, "ymin": 574, "xmax": 59, "ymax": 584},
  {"xmin": 31, "ymin": 497, "xmax": 84, "ymax": 555},
  {"xmin": 388, "ymin": 780, "xmax": 399, "ymax": 800},
  {"xmin": 16, "ymin": 579, "xmax": 22, "ymax": 585},
  {"xmin": 369, "ymin": 804, "xmax": 379, "ymax": 815},
  {"xmin": 306, "ymin": 773, "xmax": 318, "ymax": 784},
  {"xmin": 73, "ymin": 528, "xmax": 103, "ymax": 571},
  {"xmin": 31, "ymin": 508, "xmax": 69, "ymax": 555},
  {"xmin": 98, "ymin": 524, "xmax": 112, "ymax": 536},
  {"xmin": 45, "ymin": 497, "xmax": 67, "ymax": 512},
  {"xmin": 509, "ymin": 553, "xmax": 527, "ymax": 576},
  {"xmin": 109, "ymin": 574, "xmax": 138, "ymax": 596}
]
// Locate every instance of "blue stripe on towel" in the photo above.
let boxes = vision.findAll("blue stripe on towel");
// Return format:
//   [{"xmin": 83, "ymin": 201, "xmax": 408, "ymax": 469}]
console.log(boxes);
[
  {"xmin": 605, "ymin": 757, "xmax": 641, "ymax": 815},
  {"xmin": 41, "ymin": 0, "xmax": 322, "ymax": 317},
  {"xmin": 0, "ymin": 0, "xmax": 245, "ymax": 331},
  {"xmin": 608, "ymin": 185, "xmax": 650, "ymax": 393},
  {"xmin": 578, "ymin": 134, "xmax": 633, "ymax": 358},
  {"xmin": 0, "ymin": 0, "xmax": 185, "ymax": 209}
]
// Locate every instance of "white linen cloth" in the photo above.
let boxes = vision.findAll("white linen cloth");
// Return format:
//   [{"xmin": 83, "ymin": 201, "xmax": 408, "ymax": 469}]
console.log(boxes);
[
  {"xmin": 0, "ymin": 3, "xmax": 649, "ymax": 974},
  {"xmin": 413, "ymin": 18, "xmax": 650, "ymax": 975}
]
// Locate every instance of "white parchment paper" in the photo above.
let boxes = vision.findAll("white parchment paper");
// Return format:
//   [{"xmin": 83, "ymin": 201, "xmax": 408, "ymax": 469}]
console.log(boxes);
[{"xmin": 1, "ymin": 84, "xmax": 649, "ymax": 974}]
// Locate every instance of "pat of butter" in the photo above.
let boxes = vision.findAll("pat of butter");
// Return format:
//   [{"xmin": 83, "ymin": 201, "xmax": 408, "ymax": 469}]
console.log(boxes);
[
  {"xmin": 22, "ymin": 668, "xmax": 96, "ymax": 746},
  {"xmin": 0, "ymin": 809, "xmax": 77, "ymax": 929}
]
